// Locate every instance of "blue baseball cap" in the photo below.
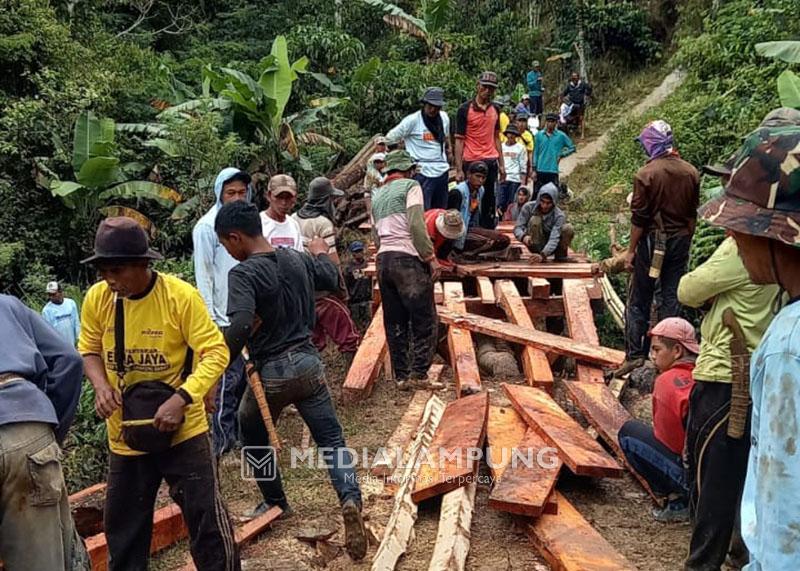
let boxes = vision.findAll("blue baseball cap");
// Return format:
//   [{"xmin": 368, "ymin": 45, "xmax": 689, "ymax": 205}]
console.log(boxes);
[{"xmin": 349, "ymin": 241, "xmax": 365, "ymax": 252}]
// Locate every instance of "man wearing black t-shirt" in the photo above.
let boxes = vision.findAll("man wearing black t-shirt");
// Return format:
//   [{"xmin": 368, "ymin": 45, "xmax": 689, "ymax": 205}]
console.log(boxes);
[{"xmin": 214, "ymin": 201, "xmax": 367, "ymax": 561}]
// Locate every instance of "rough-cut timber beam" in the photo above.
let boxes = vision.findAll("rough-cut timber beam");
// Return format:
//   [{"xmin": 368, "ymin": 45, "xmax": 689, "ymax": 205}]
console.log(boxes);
[
  {"xmin": 476, "ymin": 276, "xmax": 495, "ymax": 304},
  {"xmin": 373, "ymin": 396, "xmax": 446, "ymax": 571},
  {"xmin": 343, "ymin": 305, "xmax": 387, "ymax": 402},
  {"xmin": 444, "ymin": 282, "xmax": 481, "ymax": 396},
  {"xmin": 528, "ymin": 277, "xmax": 551, "ymax": 298},
  {"xmin": 412, "ymin": 392, "xmax": 489, "ymax": 503},
  {"xmin": 527, "ymin": 492, "xmax": 637, "ymax": 571},
  {"xmin": 371, "ymin": 390, "xmax": 432, "ymax": 479},
  {"xmin": 562, "ymin": 279, "xmax": 605, "ymax": 384},
  {"xmin": 437, "ymin": 308, "xmax": 625, "ymax": 368},
  {"xmin": 495, "ymin": 280, "xmax": 554, "ymax": 391},
  {"xmin": 427, "ymin": 482, "xmax": 477, "ymax": 571},
  {"xmin": 364, "ymin": 262, "xmax": 598, "ymax": 280},
  {"xmin": 503, "ymin": 383, "xmax": 622, "ymax": 478}
]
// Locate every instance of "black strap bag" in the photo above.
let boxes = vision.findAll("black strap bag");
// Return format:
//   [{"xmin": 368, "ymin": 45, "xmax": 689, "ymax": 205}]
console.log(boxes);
[{"xmin": 115, "ymin": 297, "xmax": 192, "ymax": 453}]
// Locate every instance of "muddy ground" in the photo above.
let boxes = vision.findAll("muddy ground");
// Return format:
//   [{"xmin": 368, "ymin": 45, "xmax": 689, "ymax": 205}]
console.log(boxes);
[{"xmin": 153, "ymin": 348, "xmax": 707, "ymax": 571}]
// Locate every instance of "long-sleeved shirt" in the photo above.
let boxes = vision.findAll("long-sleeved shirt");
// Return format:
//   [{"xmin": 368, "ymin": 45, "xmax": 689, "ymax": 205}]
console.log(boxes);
[
  {"xmin": 678, "ymin": 237, "xmax": 778, "ymax": 383},
  {"xmin": 740, "ymin": 299, "xmax": 800, "ymax": 570},
  {"xmin": 41, "ymin": 298, "xmax": 80, "ymax": 347},
  {"xmin": 79, "ymin": 272, "xmax": 229, "ymax": 455},
  {"xmin": 533, "ymin": 129, "xmax": 575, "ymax": 174},
  {"xmin": 0, "ymin": 294, "xmax": 83, "ymax": 443},
  {"xmin": 371, "ymin": 176, "xmax": 434, "ymax": 261},
  {"xmin": 454, "ymin": 181, "xmax": 484, "ymax": 250},
  {"xmin": 386, "ymin": 110, "xmax": 450, "ymax": 178},
  {"xmin": 631, "ymin": 154, "xmax": 699, "ymax": 235},
  {"xmin": 513, "ymin": 185, "xmax": 566, "ymax": 258},
  {"xmin": 562, "ymin": 80, "xmax": 592, "ymax": 105},
  {"xmin": 526, "ymin": 70, "xmax": 543, "ymax": 96},
  {"xmin": 502, "ymin": 141, "xmax": 528, "ymax": 183}
]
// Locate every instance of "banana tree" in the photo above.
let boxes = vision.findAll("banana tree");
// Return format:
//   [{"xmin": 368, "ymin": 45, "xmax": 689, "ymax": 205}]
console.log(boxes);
[
  {"xmin": 756, "ymin": 41, "xmax": 800, "ymax": 108},
  {"xmin": 360, "ymin": 0, "xmax": 455, "ymax": 60},
  {"xmin": 44, "ymin": 111, "xmax": 181, "ymax": 216},
  {"xmin": 158, "ymin": 35, "xmax": 344, "ymax": 175}
]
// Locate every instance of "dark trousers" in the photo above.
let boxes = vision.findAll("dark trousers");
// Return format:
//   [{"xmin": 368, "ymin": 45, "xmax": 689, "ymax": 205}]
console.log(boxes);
[
  {"xmin": 528, "ymin": 95, "xmax": 543, "ymax": 116},
  {"xmin": 625, "ymin": 232, "xmax": 691, "ymax": 359},
  {"xmin": 105, "ymin": 434, "xmax": 239, "ymax": 571},
  {"xmin": 460, "ymin": 227, "xmax": 511, "ymax": 258},
  {"xmin": 376, "ymin": 251, "xmax": 437, "ymax": 380},
  {"xmin": 414, "ymin": 171, "xmax": 450, "ymax": 210},
  {"xmin": 618, "ymin": 419, "xmax": 688, "ymax": 497},
  {"xmin": 463, "ymin": 159, "xmax": 498, "ymax": 229},
  {"xmin": 211, "ymin": 353, "xmax": 247, "ymax": 457},
  {"xmin": 533, "ymin": 171, "xmax": 559, "ymax": 198},
  {"xmin": 684, "ymin": 381, "xmax": 751, "ymax": 571},
  {"xmin": 496, "ymin": 180, "xmax": 520, "ymax": 214},
  {"xmin": 238, "ymin": 348, "xmax": 362, "ymax": 509}
]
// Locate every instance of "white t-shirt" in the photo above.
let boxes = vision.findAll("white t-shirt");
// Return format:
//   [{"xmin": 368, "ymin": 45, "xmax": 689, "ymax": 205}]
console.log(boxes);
[
  {"xmin": 260, "ymin": 211, "xmax": 304, "ymax": 252},
  {"xmin": 502, "ymin": 142, "xmax": 528, "ymax": 183},
  {"xmin": 385, "ymin": 110, "xmax": 450, "ymax": 178}
]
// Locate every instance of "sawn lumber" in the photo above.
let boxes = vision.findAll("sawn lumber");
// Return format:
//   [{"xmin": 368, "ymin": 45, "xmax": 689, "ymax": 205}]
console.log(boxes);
[
  {"xmin": 503, "ymin": 383, "xmax": 622, "ymax": 478},
  {"xmin": 412, "ymin": 392, "xmax": 489, "ymax": 503},
  {"xmin": 437, "ymin": 307, "xmax": 625, "ymax": 368},
  {"xmin": 343, "ymin": 304, "xmax": 387, "ymax": 402},
  {"xmin": 444, "ymin": 282, "xmax": 481, "ymax": 396},
  {"xmin": 563, "ymin": 279, "xmax": 605, "ymax": 384},
  {"xmin": 362, "ymin": 261, "xmax": 597, "ymax": 279},
  {"xmin": 427, "ymin": 482, "xmax": 477, "ymax": 571},
  {"xmin": 372, "ymin": 390, "xmax": 432, "ymax": 478}
]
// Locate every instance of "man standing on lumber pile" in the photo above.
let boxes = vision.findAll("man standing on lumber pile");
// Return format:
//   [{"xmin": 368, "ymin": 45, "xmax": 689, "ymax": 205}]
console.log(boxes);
[
  {"xmin": 450, "ymin": 161, "xmax": 513, "ymax": 260},
  {"xmin": 619, "ymin": 120, "xmax": 699, "ymax": 377},
  {"xmin": 678, "ymin": 235, "xmax": 778, "ymax": 570},
  {"xmin": 293, "ymin": 177, "xmax": 360, "ymax": 368},
  {"xmin": 513, "ymin": 182, "xmax": 574, "ymax": 262},
  {"xmin": 454, "ymin": 71, "xmax": 506, "ymax": 229},
  {"xmin": 386, "ymin": 87, "xmax": 451, "ymax": 210},
  {"xmin": 194, "ymin": 167, "xmax": 252, "ymax": 459},
  {"xmin": 0, "ymin": 294, "xmax": 89, "ymax": 570},
  {"xmin": 215, "ymin": 201, "xmax": 368, "ymax": 560},
  {"xmin": 78, "ymin": 217, "xmax": 239, "ymax": 570},
  {"xmin": 618, "ymin": 317, "xmax": 698, "ymax": 522},
  {"xmin": 371, "ymin": 150, "xmax": 441, "ymax": 391},
  {"xmin": 697, "ymin": 122, "xmax": 800, "ymax": 571}
]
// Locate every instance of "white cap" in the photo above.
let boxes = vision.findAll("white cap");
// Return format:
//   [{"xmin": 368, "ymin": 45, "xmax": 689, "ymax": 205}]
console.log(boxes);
[
  {"xmin": 46, "ymin": 281, "xmax": 59, "ymax": 294},
  {"xmin": 370, "ymin": 152, "xmax": 386, "ymax": 163}
]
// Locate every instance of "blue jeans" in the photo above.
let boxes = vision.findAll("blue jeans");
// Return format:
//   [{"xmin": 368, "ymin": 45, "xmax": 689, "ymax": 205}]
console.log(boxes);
[
  {"xmin": 414, "ymin": 171, "xmax": 449, "ymax": 210},
  {"xmin": 211, "ymin": 353, "xmax": 247, "ymax": 456},
  {"xmin": 618, "ymin": 419, "xmax": 688, "ymax": 498},
  {"xmin": 238, "ymin": 348, "xmax": 361, "ymax": 508},
  {"xmin": 496, "ymin": 180, "xmax": 520, "ymax": 215}
]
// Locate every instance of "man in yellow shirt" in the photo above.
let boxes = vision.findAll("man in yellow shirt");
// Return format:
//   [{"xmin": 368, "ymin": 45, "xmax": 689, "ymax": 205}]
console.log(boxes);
[{"xmin": 78, "ymin": 217, "xmax": 239, "ymax": 571}]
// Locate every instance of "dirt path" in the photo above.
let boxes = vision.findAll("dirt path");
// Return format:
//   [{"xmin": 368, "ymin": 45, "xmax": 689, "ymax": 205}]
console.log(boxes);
[{"xmin": 559, "ymin": 69, "xmax": 686, "ymax": 178}]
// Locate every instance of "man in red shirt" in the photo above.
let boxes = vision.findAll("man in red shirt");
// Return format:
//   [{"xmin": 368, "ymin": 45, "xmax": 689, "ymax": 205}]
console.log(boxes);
[
  {"xmin": 618, "ymin": 317, "xmax": 698, "ymax": 522},
  {"xmin": 424, "ymin": 209, "xmax": 465, "ymax": 270},
  {"xmin": 454, "ymin": 71, "xmax": 506, "ymax": 230}
]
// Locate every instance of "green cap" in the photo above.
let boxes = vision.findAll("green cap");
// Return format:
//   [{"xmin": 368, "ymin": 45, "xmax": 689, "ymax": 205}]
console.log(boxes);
[
  {"xmin": 699, "ymin": 125, "xmax": 800, "ymax": 247},
  {"xmin": 383, "ymin": 150, "xmax": 417, "ymax": 173}
]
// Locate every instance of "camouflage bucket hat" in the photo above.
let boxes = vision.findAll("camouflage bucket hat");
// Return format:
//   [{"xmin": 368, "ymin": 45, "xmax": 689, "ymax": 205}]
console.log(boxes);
[
  {"xmin": 699, "ymin": 125, "xmax": 800, "ymax": 247},
  {"xmin": 384, "ymin": 150, "xmax": 417, "ymax": 173}
]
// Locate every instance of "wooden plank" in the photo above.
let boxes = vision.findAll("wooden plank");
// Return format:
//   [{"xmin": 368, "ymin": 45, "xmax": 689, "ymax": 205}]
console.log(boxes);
[
  {"xmin": 373, "ymin": 396, "xmax": 446, "ymax": 571},
  {"xmin": 69, "ymin": 483, "xmax": 107, "ymax": 504},
  {"xmin": 365, "ymin": 262, "xmax": 597, "ymax": 280},
  {"xmin": 434, "ymin": 282, "xmax": 444, "ymax": 305},
  {"xmin": 527, "ymin": 492, "xmax": 638, "ymax": 571},
  {"xmin": 412, "ymin": 392, "xmax": 489, "ymax": 503},
  {"xmin": 437, "ymin": 308, "xmax": 626, "ymax": 368},
  {"xmin": 88, "ymin": 503, "xmax": 188, "ymax": 571},
  {"xmin": 494, "ymin": 280, "xmax": 554, "ymax": 390},
  {"xmin": 465, "ymin": 296, "xmax": 565, "ymax": 318},
  {"xmin": 427, "ymin": 482, "xmax": 477, "ymax": 571},
  {"xmin": 562, "ymin": 279, "xmax": 605, "ymax": 384},
  {"xmin": 444, "ymin": 282, "xmax": 481, "ymax": 396},
  {"xmin": 564, "ymin": 381, "xmax": 661, "ymax": 503},
  {"xmin": 477, "ymin": 276, "xmax": 495, "ymax": 304},
  {"xmin": 487, "ymin": 406, "xmax": 529, "ymax": 481},
  {"xmin": 488, "ymin": 428, "xmax": 562, "ymax": 517},
  {"xmin": 503, "ymin": 384, "xmax": 622, "ymax": 478},
  {"xmin": 372, "ymin": 391, "xmax": 432, "ymax": 478},
  {"xmin": 343, "ymin": 305, "xmax": 387, "ymax": 402},
  {"xmin": 528, "ymin": 277, "xmax": 551, "ymax": 299}
]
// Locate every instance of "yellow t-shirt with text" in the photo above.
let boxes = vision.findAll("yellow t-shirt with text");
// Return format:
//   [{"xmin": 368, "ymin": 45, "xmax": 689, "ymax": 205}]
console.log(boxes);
[{"xmin": 78, "ymin": 272, "xmax": 229, "ymax": 455}]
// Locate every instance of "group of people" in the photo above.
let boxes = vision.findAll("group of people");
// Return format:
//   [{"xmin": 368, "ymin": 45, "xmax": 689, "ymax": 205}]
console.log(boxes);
[{"xmin": 612, "ymin": 108, "xmax": 800, "ymax": 571}]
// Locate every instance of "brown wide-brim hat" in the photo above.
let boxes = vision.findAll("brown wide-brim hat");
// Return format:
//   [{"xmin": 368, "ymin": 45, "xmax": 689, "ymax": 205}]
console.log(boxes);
[
  {"xmin": 699, "ymin": 125, "xmax": 800, "ymax": 247},
  {"xmin": 81, "ymin": 216, "xmax": 163, "ymax": 264}
]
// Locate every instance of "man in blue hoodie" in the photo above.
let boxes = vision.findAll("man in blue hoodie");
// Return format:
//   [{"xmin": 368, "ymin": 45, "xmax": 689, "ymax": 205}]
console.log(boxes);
[
  {"xmin": 193, "ymin": 167, "xmax": 252, "ymax": 458},
  {"xmin": 513, "ymin": 182, "xmax": 574, "ymax": 262},
  {"xmin": 0, "ymin": 294, "xmax": 88, "ymax": 569}
]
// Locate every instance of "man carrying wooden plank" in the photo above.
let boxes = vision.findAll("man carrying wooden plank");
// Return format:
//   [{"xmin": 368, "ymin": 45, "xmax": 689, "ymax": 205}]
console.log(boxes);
[
  {"xmin": 79, "ymin": 217, "xmax": 239, "ymax": 570},
  {"xmin": 0, "ymin": 294, "xmax": 89, "ymax": 570},
  {"xmin": 371, "ymin": 150, "xmax": 441, "ymax": 391},
  {"xmin": 617, "ymin": 317, "xmax": 698, "ymax": 522},
  {"xmin": 215, "ymin": 201, "xmax": 367, "ymax": 560}
]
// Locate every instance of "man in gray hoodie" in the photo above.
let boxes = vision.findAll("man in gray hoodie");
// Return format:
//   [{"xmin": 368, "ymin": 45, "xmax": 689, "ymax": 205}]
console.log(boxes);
[
  {"xmin": 0, "ymin": 294, "xmax": 89, "ymax": 569},
  {"xmin": 513, "ymin": 182, "xmax": 574, "ymax": 262},
  {"xmin": 193, "ymin": 167, "xmax": 252, "ymax": 457}
]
